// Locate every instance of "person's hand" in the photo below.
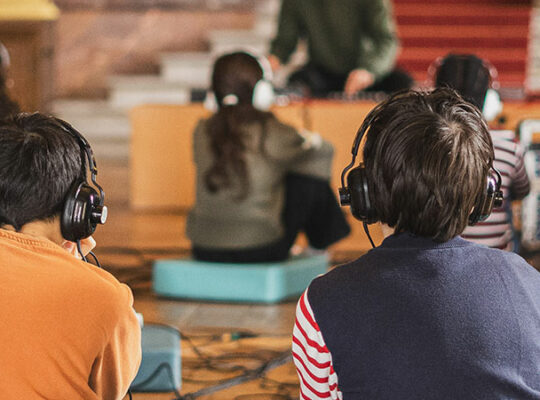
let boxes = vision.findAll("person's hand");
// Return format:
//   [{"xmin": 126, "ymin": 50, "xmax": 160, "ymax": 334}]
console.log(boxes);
[
  {"xmin": 267, "ymin": 54, "xmax": 282, "ymax": 72},
  {"xmin": 61, "ymin": 236, "xmax": 97, "ymax": 259},
  {"xmin": 344, "ymin": 69, "xmax": 375, "ymax": 95}
]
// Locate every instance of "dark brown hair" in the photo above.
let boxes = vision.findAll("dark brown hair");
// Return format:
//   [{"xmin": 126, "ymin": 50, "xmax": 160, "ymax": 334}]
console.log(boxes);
[
  {"xmin": 363, "ymin": 88, "xmax": 494, "ymax": 241},
  {"xmin": 435, "ymin": 54, "xmax": 491, "ymax": 110},
  {"xmin": 205, "ymin": 52, "xmax": 272, "ymax": 199},
  {"xmin": 0, "ymin": 113, "xmax": 83, "ymax": 230}
]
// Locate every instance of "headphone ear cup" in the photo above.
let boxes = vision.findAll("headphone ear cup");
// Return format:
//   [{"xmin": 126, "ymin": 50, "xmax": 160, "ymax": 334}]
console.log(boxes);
[
  {"xmin": 61, "ymin": 182, "xmax": 106, "ymax": 242},
  {"xmin": 469, "ymin": 174, "xmax": 502, "ymax": 225},
  {"xmin": 204, "ymin": 91, "xmax": 218, "ymax": 112},
  {"xmin": 482, "ymin": 88, "xmax": 502, "ymax": 122},
  {"xmin": 347, "ymin": 166, "xmax": 378, "ymax": 223},
  {"xmin": 252, "ymin": 80, "xmax": 275, "ymax": 111}
]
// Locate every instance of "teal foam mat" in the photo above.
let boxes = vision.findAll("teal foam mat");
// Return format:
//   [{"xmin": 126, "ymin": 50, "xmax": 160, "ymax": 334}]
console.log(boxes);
[{"xmin": 153, "ymin": 254, "xmax": 329, "ymax": 303}]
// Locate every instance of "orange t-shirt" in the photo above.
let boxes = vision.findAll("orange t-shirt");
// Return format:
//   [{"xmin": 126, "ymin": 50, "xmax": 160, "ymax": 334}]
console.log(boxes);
[{"xmin": 0, "ymin": 229, "xmax": 142, "ymax": 399}]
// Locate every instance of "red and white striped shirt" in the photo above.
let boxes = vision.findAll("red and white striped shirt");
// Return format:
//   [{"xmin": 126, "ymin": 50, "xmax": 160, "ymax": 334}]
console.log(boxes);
[
  {"xmin": 292, "ymin": 290, "xmax": 342, "ymax": 400},
  {"xmin": 461, "ymin": 130, "xmax": 530, "ymax": 250}
]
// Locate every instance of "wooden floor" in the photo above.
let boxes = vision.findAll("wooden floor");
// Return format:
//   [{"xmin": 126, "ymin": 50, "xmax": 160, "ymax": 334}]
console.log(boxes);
[
  {"xmin": 93, "ymin": 168, "xmax": 355, "ymax": 399},
  {"xmin": 97, "ymin": 206, "xmax": 538, "ymax": 400},
  {"xmin": 94, "ymin": 98, "xmax": 540, "ymax": 398}
]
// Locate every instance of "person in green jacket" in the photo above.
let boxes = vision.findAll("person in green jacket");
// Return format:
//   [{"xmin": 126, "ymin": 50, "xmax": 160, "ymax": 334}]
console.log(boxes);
[
  {"xmin": 268, "ymin": 0, "xmax": 413, "ymax": 97},
  {"xmin": 187, "ymin": 52, "xmax": 350, "ymax": 263}
]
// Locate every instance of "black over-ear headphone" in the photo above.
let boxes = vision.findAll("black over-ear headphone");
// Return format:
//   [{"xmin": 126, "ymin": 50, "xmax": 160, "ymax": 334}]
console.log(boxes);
[
  {"xmin": 58, "ymin": 120, "xmax": 107, "ymax": 242},
  {"xmin": 338, "ymin": 107, "xmax": 380, "ymax": 225},
  {"xmin": 339, "ymin": 101, "xmax": 504, "ymax": 228}
]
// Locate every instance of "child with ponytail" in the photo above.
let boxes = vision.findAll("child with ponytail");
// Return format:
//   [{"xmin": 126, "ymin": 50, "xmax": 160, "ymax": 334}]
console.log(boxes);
[{"xmin": 187, "ymin": 52, "xmax": 350, "ymax": 262}]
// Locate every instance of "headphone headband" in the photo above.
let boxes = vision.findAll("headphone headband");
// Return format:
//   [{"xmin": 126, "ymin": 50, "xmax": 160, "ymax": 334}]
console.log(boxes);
[
  {"xmin": 57, "ymin": 120, "xmax": 105, "ymax": 206},
  {"xmin": 206, "ymin": 50, "xmax": 275, "ymax": 112},
  {"xmin": 340, "ymin": 100, "xmax": 387, "ymax": 189},
  {"xmin": 428, "ymin": 54, "xmax": 500, "ymax": 90}
]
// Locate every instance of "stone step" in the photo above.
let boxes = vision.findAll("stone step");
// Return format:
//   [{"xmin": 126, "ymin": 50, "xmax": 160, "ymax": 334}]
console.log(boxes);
[
  {"xmin": 209, "ymin": 29, "xmax": 270, "ymax": 56},
  {"xmin": 254, "ymin": 12, "xmax": 278, "ymax": 37},
  {"xmin": 160, "ymin": 52, "xmax": 213, "ymax": 88},
  {"xmin": 255, "ymin": 0, "xmax": 281, "ymax": 18},
  {"xmin": 107, "ymin": 75, "xmax": 191, "ymax": 110},
  {"xmin": 52, "ymin": 99, "xmax": 131, "ymax": 162}
]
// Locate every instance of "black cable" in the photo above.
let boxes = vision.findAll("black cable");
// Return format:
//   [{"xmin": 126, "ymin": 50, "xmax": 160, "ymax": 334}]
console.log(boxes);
[
  {"xmin": 87, "ymin": 251, "xmax": 102, "ymax": 268},
  {"xmin": 130, "ymin": 327, "xmax": 294, "ymax": 400},
  {"xmin": 76, "ymin": 240, "xmax": 87, "ymax": 262},
  {"xmin": 179, "ymin": 350, "xmax": 292, "ymax": 400},
  {"xmin": 363, "ymin": 222, "xmax": 376, "ymax": 248}
]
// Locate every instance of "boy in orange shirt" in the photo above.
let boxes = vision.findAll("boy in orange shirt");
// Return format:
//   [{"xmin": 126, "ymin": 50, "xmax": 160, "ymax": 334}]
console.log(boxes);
[{"xmin": 0, "ymin": 113, "xmax": 141, "ymax": 399}]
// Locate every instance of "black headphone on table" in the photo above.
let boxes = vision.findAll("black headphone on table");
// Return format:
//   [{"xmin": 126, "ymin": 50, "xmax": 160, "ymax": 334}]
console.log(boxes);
[
  {"xmin": 338, "ymin": 101, "xmax": 504, "ymax": 233},
  {"xmin": 58, "ymin": 120, "xmax": 108, "ymax": 242}
]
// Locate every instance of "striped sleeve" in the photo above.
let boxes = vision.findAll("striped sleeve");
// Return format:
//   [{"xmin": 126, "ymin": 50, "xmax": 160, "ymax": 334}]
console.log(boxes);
[
  {"xmin": 509, "ymin": 144, "xmax": 530, "ymax": 200},
  {"xmin": 462, "ymin": 135, "xmax": 530, "ymax": 250},
  {"xmin": 292, "ymin": 290, "xmax": 342, "ymax": 400}
]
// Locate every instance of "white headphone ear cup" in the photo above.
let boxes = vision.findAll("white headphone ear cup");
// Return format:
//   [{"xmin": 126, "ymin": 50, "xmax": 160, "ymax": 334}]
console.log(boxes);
[
  {"xmin": 482, "ymin": 88, "xmax": 502, "ymax": 122},
  {"xmin": 204, "ymin": 91, "xmax": 218, "ymax": 112},
  {"xmin": 252, "ymin": 80, "xmax": 275, "ymax": 111}
]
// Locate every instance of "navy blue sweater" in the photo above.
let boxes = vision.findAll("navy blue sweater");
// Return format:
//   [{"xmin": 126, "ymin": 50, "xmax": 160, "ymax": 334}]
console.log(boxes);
[{"xmin": 308, "ymin": 233, "xmax": 540, "ymax": 399}]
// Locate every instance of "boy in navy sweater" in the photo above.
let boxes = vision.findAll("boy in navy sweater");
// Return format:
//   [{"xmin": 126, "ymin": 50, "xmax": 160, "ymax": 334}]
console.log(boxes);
[{"xmin": 292, "ymin": 88, "xmax": 540, "ymax": 399}]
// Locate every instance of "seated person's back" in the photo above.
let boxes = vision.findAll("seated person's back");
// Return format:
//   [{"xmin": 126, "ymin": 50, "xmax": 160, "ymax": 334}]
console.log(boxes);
[
  {"xmin": 187, "ymin": 52, "xmax": 350, "ymax": 263},
  {"xmin": 434, "ymin": 54, "xmax": 530, "ymax": 250},
  {"xmin": 292, "ymin": 89, "xmax": 540, "ymax": 399},
  {"xmin": 0, "ymin": 114, "xmax": 141, "ymax": 399}
]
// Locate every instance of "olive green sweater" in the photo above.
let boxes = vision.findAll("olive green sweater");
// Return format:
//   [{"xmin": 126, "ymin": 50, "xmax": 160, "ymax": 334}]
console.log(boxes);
[
  {"xmin": 186, "ymin": 116, "xmax": 333, "ymax": 249},
  {"xmin": 270, "ymin": 0, "xmax": 398, "ymax": 79}
]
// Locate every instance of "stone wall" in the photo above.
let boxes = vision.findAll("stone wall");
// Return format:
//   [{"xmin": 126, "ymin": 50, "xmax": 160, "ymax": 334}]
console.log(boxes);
[
  {"xmin": 54, "ymin": 0, "xmax": 258, "ymax": 98},
  {"xmin": 55, "ymin": 0, "xmax": 255, "ymax": 10}
]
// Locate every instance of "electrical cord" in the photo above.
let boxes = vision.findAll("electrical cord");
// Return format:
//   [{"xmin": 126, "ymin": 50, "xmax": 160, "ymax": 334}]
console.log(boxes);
[
  {"xmin": 129, "ymin": 327, "xmax": 294, "ymax": 400},
  {"xmin": 179, "ymin": 349, "xmax": 293, "ymax": 400},
  {"xmin": 87, "ymin": 251, "xmax": 101, "ymax": 268},
  {"xmin": 76, "ymin": 240, "xmax": 102, "ymax": 268}
]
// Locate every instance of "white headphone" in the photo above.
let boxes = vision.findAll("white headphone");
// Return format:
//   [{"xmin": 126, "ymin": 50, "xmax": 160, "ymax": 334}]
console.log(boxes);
[
  {"xmin": 482, "ymin": 88, "xmax": 503, "ymax": 122},
  {"xmin": 204, "ymin": 51, "xmax": 275, "ymax": 112},
  {"xmin": 0, "ymin": 42, "xmax": 10, "ymax": 71}
]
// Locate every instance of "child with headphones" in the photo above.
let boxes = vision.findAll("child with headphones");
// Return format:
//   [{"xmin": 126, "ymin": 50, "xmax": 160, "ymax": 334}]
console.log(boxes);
[
  {"xmin": 0, "ymin": 113, "xmax": 141, "ymax": 399},
  {"xmin": 186, "ymin": 51, "xmax": 350, "ymax": 263},
  {"xmin": 434, "ymin": 53, "xmax": 530, "ymax": 251},
  {"xmin": 292, "ymin": 89, "xmax": 540, "ymax": 399}
]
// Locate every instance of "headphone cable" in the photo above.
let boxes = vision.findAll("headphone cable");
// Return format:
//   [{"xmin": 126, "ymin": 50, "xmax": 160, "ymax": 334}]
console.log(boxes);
[
  {"xmin": 76, "ymin": 240, "xmax": 102, "ymax": 268},
  {"xmin": 76, "ymin": 240, "xmax": 87, "ymax": 262},
  {"xmin": 363, "ymin": 222, "xmax": 375, "ymax": 248}
]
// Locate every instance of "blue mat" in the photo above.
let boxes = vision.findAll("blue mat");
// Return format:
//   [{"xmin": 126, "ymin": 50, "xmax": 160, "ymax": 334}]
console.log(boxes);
[
  {"xmin": 153, "ymin": 254, "xmax": 329, "ymax": 303},
  {"xmin": 131, "ymin": 324, "xmax": 181, "ymax": 392}
]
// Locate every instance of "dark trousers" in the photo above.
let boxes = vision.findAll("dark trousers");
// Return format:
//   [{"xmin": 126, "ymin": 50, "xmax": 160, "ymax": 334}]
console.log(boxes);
[
  {"xmin": 288, "ymin": 63, "xmax": 414, "ymax": 98},
  {"xmin": 193, "ymin": 174, "xmax": 351, "ymax": 263}
]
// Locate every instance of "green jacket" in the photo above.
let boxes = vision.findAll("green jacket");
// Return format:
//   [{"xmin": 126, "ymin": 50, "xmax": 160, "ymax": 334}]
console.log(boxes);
[
  {"xmin": 186, "ymin": 116, "xmax": 333, "ymax": 249},
  {"xmin": 270, "ymin": 0, "xmax": 398, "ymax": 79}
]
